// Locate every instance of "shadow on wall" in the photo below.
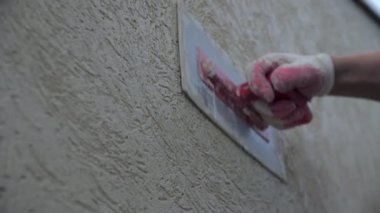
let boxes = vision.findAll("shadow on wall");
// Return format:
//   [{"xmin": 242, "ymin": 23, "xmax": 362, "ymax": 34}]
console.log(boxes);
[{"xmin": 353, "ymin": 0, "xmax": 380, "ymax": 25}]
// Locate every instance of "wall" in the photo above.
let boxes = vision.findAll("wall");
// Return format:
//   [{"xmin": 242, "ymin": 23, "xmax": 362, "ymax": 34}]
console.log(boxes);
[{"xmin": 1, "ymin": 0, "xmax": 380, "ymax": 212}]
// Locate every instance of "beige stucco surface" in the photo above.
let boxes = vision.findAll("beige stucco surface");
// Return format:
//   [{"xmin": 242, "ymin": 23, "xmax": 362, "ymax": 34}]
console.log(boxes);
[{"xmin": 1, "ymin": 0, "xmax": 380, "ymax": 212}]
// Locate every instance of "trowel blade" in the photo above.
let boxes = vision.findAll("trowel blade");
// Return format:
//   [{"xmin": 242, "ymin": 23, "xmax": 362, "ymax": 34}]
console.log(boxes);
[{"xmin": 177, "ymin": 2, "xmax": 286, "ymax": 180}]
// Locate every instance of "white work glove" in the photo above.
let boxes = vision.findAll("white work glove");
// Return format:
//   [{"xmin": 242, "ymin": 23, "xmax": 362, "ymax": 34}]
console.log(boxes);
[{"xmin": 247, "ymin": 53, "xmax": 335, "ymax": 129}]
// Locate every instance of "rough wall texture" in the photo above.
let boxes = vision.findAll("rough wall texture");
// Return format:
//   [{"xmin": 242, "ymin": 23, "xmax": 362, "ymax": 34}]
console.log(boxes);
[{"xmin": 1, "ymin": 0, "xmax": 380, "ymax": 213}]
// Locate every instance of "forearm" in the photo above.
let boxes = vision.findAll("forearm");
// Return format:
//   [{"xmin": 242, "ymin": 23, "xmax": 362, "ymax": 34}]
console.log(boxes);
[{"xmin": 330, "ymin": 52, "xmax": 380, "ymax": 101}]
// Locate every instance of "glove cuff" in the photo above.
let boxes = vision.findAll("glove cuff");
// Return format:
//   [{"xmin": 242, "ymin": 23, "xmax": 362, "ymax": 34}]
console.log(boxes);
[{"xmin": 315, "ymin": 54, "xmax": 335, "ymax": 96}]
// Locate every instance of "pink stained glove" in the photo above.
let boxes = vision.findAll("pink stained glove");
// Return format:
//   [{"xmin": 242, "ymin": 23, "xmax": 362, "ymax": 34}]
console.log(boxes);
[
  {"xmin": 197, "ymin": 48, "xmax": 299, "ymax": 131},
  {"xmin": 248, "ymin": 53, "xmax": 335, "ymax": 129}
]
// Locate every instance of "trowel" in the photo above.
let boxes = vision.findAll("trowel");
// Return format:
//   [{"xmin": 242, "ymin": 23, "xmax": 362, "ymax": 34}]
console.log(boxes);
[{"xmin": 177, "ymin": 2, "xmax": 286, "ymax": 179}]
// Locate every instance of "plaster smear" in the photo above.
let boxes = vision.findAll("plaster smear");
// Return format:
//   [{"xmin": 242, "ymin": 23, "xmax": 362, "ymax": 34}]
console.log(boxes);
[{"xmin": 1, "ymin": 0, "xmax": 380, "ymax": 213}]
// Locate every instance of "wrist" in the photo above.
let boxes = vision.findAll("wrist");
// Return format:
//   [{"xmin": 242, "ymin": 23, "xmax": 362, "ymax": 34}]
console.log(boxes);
[
  {"xmin": 330, "ymin": 53, "xmax": 380, "ymax": 100},
  {"xmin": 330, "ymin": 55, "xmax": 356, "ymax": 97}
]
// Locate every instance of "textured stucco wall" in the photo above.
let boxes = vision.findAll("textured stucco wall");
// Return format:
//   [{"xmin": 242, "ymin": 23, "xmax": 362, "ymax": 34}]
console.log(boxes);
[{"xmin": 1, "ymin": 0, "xmax": 380, "ymax": 213}]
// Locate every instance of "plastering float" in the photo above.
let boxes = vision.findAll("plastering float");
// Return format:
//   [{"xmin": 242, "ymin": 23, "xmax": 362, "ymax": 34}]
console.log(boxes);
[{"xmin": 177, "ymin": 2, "xmax": 286, "ymax": 180}]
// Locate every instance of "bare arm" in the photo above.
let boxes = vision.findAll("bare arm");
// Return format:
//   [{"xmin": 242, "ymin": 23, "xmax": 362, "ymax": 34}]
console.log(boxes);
[{"xmin": 331, "ymin": 52, "xmax": 380, "ymax": 101}]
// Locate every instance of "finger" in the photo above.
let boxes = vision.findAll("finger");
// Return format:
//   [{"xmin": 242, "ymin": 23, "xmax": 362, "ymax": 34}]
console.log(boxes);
[
  {"xmin": 270, "ymin": 65, "xmax": 323, "ymax": 98},
  {"xmin": 262, "ymin": 104, "xmax": 313, "ymax": 130},
  {"xmin": 283, "ymin": 105, "xmax": 313, "ymax": 129},
  {"xmin": 248, "ymin": 60, "xmax": 277, "ymax": 102},
  {"xmin": 286, "ymin": 90, "xmax": 310, "ymax": 106},
  {"xmin": 255, "ymin": 121, "xmax": 269, "ymax": 131},
  {"xmin": 262, "ymin": 116, "xmax": 285, "ymax": 129},
  {"xmin": 253, "ymin": 100, "xmax": 296, "ymax": 119},
  {"xmin": 248, "ymin": 54, "xmax": 298, "ymax": 102},
  {"xmin": 268, "ymin": 100, "xmax": 296, "ymax": 119},
  {"xmin": 242, "ymin": 107, "xmax": 268, "ymax": 130},
  {"xmin": 281, "ymin": 105, "xmax": 313, "ymax": 129},
  {"xmin": 256, "ymin": 53, "xmax": 300, "ymax": 64},
  {"xmin": 252, "ymin": 100, "xmax": 272, "ymax": 116}
]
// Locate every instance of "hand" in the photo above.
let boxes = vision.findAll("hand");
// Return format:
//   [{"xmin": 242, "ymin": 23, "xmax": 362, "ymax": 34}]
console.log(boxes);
[
  {"xmin": 236, "ymin": 83, "xmax": 298, "ymax": 130},
  {"xmin": 248, "ymin": 53, "xmax": 334, "ymax": 129}
]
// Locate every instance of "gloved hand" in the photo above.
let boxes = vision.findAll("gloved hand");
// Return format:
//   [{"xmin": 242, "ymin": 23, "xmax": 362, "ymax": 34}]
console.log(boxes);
[{"xmin": 248, "ymin": 53, "xmax": 335, "ymax": 129}]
